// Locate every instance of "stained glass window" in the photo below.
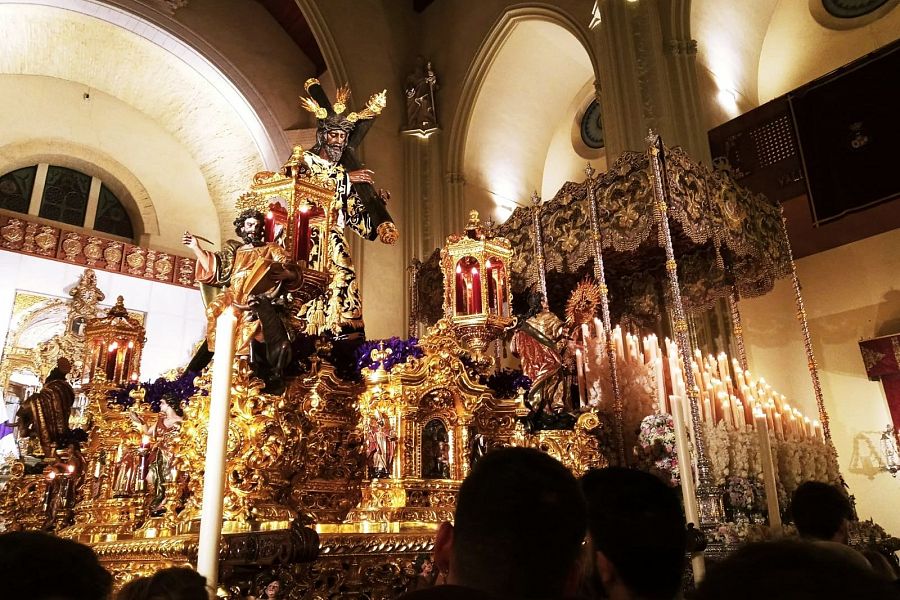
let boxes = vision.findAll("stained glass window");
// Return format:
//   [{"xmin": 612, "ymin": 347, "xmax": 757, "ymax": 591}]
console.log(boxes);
[
  {"xmin": 94, "ymin": 185, "xmax": 134, "ymax": 239},
  {"xmin": 39, "ymin": 166, "xmax": 90, "ymax": 226},
  {"xmin": 0, "ymin": 166, "xmax": 37, "ymax": 214}
]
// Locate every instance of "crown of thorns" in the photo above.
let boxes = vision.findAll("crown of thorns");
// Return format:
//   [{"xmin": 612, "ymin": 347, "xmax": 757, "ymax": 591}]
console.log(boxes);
[{"xmin": 300, "ymin": 78, "xmax": 386, "ymax": 133}]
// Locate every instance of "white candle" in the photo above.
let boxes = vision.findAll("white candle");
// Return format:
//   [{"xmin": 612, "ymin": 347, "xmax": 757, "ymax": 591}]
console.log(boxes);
[
  {"xmin": 773, "ymin": 412, "xmax": 784, "ymax": 441},
  {"xmin": 655, "ymin": 357, "xmax": 668, "ymax": 414},
  {"xmin": 575, "ymin": 348, "xmax": 587, "ymax": 407},
  {"xmin": 720, "ymin": 393, "xmax": 733, "ymax": 428},
  {"xmin": 754, "ymin": 407, "xmax": 782, "ymax": 532},
  {"xmin": 671, "ymin": 393, "xmax": 706, "ymax": 584},
  {"xmin": 196, "ymin": 307, "xmax": 237, "ymax": 597},
  {"xmin": 613, "ymin": 326, "xmax": 624, "ymax": 361},
  {"xmin": 716, "ymin": 353, "xmax": 728, "ymax": 382}
]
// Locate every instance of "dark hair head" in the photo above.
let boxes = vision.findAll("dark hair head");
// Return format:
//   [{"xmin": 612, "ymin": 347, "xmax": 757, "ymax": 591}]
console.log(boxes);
[
  {"xmin": 121, "ymin": 567, "xmax": 207, "ymax": 600},
  {"xmin": 117, "ymin": 576, "xmax": 153, "ymax": 600},
  {"xmin": 159, "ymin": 393, "xmax": 183, "ymax": 417},
  {"xmin": 233, "ymin": 209, "xmax": 265, "ymax": 237},
  {"xmin": 791, "ymin": 481, "xmax": 852, "ymax": 540},
  {"xmin": 452, "ymin": 447, "xmax": 587, "ymax": 599},
  {"xmin": 693, "ymin": 540, "xmax": 899, "ymax": 600},
  {"xmin": 581, "ymin": 467, "xmax": 686, "ymax": 600},
  {"xmin": 0, "ymin": 531, "xmax": 112, "ymax": 600},
  {"xmin": 526, "ymin": 290, "xmax": 545, "ymax": 316}
]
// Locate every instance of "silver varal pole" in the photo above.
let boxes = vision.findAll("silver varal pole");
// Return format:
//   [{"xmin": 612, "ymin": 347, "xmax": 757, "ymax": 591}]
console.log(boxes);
[
  {"xmin": 585, "ymin": 163, "xmax": 626, "ymax": 466},
  {"xmin": 648, "ymin": 132, "xmax": 723, "ymax": 527}
]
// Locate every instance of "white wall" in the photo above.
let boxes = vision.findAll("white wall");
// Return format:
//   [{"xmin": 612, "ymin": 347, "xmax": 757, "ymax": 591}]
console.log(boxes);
[
  {"xmin": 0, "ymin": 250, "xmax": 206, "ymax": 381},
  {"xmin": 741, "ymin": 228, "xmax": 900, "ymax": 534}
]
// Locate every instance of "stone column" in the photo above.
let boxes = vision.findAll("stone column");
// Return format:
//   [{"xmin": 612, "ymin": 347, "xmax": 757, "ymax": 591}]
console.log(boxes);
[
  {"xmin": 402, "ymin": 127, "xmax": 444, "ymax": 332},
  {"xmin": 590, "ymin": 0, "xmax": 709, "ymax": 163}
]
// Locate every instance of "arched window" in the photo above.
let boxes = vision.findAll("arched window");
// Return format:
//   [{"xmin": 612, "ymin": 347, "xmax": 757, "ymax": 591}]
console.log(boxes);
[
  {"xmin": 0, "ymin": 166, "xmax": 37, "ymax": 214},
  {"xmin": 95, "ymin": 184, "xmax": 134, "ymax": 239},
  {"xmin": 39, "ymin": 166, "xmax": 90, "ymax": 226},
  {"xmin": 0, "ymin": 164, "xmax": 135, "ymax": 241}
]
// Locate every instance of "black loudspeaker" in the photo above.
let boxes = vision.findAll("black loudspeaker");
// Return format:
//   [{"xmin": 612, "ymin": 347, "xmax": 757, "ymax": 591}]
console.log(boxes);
[{"xmin": 789, "ymin": 41, "xmax": 900, "ymax": 224}]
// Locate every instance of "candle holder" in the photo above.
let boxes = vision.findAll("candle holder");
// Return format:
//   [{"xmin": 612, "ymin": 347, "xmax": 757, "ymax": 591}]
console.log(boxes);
[
  {"xmin": 440, "ymin": 210, "xmax": 515, "ymax": 359},
  {"xmin": 83, "ymin": 296, "xmax": 145, "ymax": 388}
]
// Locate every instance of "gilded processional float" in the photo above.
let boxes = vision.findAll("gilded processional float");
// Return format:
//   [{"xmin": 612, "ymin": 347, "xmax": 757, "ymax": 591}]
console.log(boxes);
[{"xmin": 1, "ymin": 78, "xmax": 897, "ymax": 598}]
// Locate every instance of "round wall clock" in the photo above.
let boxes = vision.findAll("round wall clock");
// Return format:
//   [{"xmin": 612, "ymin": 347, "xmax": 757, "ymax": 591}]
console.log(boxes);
[
  {"xmin": 822, "ymin": 0, "xmax": 890, "ymax": 18},
  {"xmin": 580, "ymin": 100, "xmax": 605, "ymax": 150}
]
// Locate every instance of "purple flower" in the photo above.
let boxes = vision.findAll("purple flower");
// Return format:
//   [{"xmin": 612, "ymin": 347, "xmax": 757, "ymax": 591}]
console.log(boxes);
[{"xmin": 355, "ymin": 337, "xmax": 424, "ymax": 376}]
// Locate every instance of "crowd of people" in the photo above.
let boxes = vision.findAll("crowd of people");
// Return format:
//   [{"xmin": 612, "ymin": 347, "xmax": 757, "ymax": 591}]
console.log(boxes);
[{"xmin": 3, "ymin": 447, "xmax": 899, "ymax": 600}]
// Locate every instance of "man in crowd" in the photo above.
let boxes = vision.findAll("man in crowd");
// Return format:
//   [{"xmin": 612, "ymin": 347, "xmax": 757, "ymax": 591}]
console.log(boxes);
[
  {"xmin": 0, "ymin": 531, "xmax": 112, "ymax": 600},
  {"xmin": 790, "ymin": 480, "xmax": 875, "ymax": 570},
  {"xmin": 400, "ymin": 447, "xmax": 587, "ymax": 599},
  {"xmin": 693, "ymin": 539, "xmax": 900, "ymax": 600},
  {"xmin": 581, "ymin": 467, "xmax": 687, "ymax": 600}
]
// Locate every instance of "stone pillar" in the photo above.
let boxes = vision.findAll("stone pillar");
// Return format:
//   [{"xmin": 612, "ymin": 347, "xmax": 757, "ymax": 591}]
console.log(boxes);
[
  {"xmin": 590, "ymin": 0, "xmax": 709, "ymax": 163},
  {"xmin": 402, "ymin": 127, "xmax": 444, "ymax": 332}
]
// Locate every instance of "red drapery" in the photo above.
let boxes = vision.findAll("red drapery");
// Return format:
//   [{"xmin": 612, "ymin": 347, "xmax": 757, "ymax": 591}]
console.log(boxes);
[{"xmin": 859, "ymin": 334, "xmax": 900, "ymax": 429}]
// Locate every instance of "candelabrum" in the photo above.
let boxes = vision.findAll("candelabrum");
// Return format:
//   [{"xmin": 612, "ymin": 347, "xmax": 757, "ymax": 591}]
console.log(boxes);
[{"xmin": 881, "ymin": 426, "xmax": 900, "ymax": 476}]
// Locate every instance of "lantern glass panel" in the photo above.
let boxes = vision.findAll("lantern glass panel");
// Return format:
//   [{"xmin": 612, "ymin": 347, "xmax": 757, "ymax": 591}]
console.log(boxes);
[{"xmin": 454, "ymin": 256, "xmax": 482, "ymax": 316}]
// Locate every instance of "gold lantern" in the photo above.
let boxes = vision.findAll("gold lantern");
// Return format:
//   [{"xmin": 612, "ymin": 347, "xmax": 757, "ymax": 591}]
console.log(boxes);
[
  {"xmin": 235, "ymin": 146, "xmax": 337, "ymax": 296},
  {"xmin": 83, "ymin": 296, "xmax": 146, "ymax": 388},
  {"xmin": 441, "ymin": 210, "xmax": 515, "ymax": 357}
]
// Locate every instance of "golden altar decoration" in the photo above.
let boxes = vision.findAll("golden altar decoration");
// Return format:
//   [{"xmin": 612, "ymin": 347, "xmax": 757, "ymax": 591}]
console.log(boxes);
[
  {"xmin": 348, "ymin": 318, "xmax": 518, "ymax": 528},
  {"xmin": 238, "ymin": 146, "xmax": 336, "ymax": 276},
  {"xmin": 35, "ymin": 269, "xmax": 106, "ymax": 384},
  {"xmin": 55, "ymin": 296, "xmax": 149, "ymax": 539},
  {"xmin": 441, "ymin": 210, "xmax": 515, "ymax": 358}
]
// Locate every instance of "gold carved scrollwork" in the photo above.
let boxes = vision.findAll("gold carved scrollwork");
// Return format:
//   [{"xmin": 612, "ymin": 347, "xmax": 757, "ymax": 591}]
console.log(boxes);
[
  {"xmin": 125, "ymin": 247, "xmax": 145, "ymax": 274},
  {"xmin": 173, "ymin": 363, "xmax": 298, "ymax": 530},
  {"xmin": 154, "ymin": 253, "xmax": 173, "ymax": 281},
  {"xmin": 84, "ymin": 237, "xmax": 104, "ymax": 265},
  {"xmin": 510, "ymin": 411, "xmax": 608, "ymax": 474},
  {"xmin": 104, "ymin": 243, "xmax": 123, "ymax": 268},
  {"xmin": 61, "ymin": 232, "xmax": 84, "ymax": 261},
  {"xmin": 35, "ymin": 225, "xmax": 59, "ymax": 256},
  {"xmin": 1, "ymin": 217, "xmax": 26, "ymax": 248}
]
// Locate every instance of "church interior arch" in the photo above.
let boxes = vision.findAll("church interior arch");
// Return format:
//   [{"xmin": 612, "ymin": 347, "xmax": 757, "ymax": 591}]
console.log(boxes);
[
  {"xmin": 0, "ymin": 1, "xmax": 298, "ymax": 251},
  {"xmin": 454, "ymin": 8, "xmax": 598, "ymax": 223}
]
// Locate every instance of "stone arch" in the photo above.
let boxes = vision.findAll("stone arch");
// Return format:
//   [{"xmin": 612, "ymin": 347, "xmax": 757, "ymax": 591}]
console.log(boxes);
[
  {"xmin": 0, "ymin": 1, "xmax": 303, "ymax": 246},
  {"xmin": 294, "ymin": 0, "xmax": 350, "ymax": 87},
  {"xmin": 0, "ymin": 139, "xmax": 160, "ymax": 241},
  {"xmin": 446, "ymin": 4, "xmax": 599, "ymax": 226}
]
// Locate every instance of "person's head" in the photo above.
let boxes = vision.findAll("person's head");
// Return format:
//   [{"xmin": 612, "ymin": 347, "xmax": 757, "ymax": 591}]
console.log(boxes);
[
  {"xmin": 233, "ymin": 209, "xmax": 265, "ymax": 246},
  {"xmin": 57, "ymin": 357, "xmax": 72, "ymax": 374},
  {"xmin": 791, "ymin": 481, "xmax": 853, "ymax": 543},
  {"xmin": 693, "ymin": 540, "xmax": 900, "ymax": 600},
  {"xmin": 118, "ymin": 567, "xmax": 207, "ymax": 600},
  {"xmin": 420, "ymin": 557, "xmax": 434, "ymax": 575},
  {"xmin": 581, "ymin": 467, "xmax": 686, "ymax": 600},
  {"xmin": 0, "ymin": 531, "xmax": 112, "ymax": 600},
  {"xmin": 264, "ymin": 579, "xmax": 280, "ymax": 599},
  {"xmin": 433, "ymin": 447, "xmax": 587, "ymax": 599},
  {"xmin": 526, "ymin": 290, "xmax": 545, "ymax": 316},
  {"xmin": 159, "ymin": 394, "xmax": 183, "ymax": 418},
  {"xmin": 315, "ymin": 118, "xmax": 353, "ymax": 163}
]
